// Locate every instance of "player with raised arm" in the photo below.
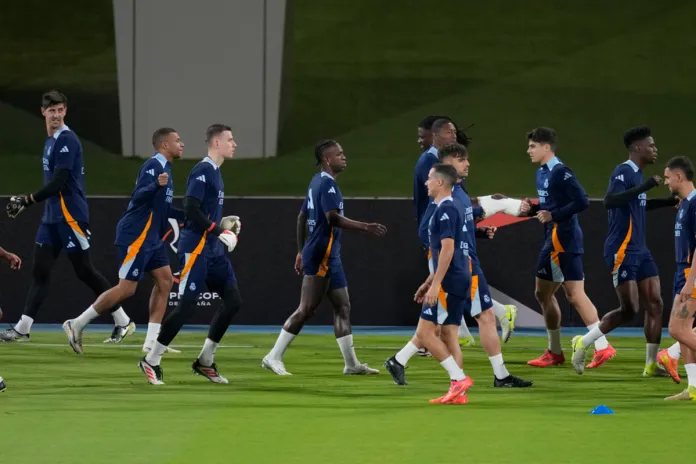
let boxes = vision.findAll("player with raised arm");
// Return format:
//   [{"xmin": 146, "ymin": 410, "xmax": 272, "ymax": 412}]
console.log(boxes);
[
  {"xmin": 138, "ymin": 124, "xmax": 242, "ymax": 385},
  {"xmin": 0, "ymin": 246, "xmax": 22, "ymax": 392},
  {"xmin": 572, "ymin": 127, "xmax": 677, "ymax": 375},
  {"xmin": 525, "ymin": 127, "xmax": 615, "ymax": 368},
  {"xmin": 262, "ymin": 140, "xmax": 387, "ymax": 376},
  {"xmin": 660, "ymin": 157, "xmax": 696, "ymax": 400},
  {"xmin": 386, "ymin": 143, "xmax": 532, "ymax": 388},
  {"xmin": 1, "ymin": 90, "xmax": 131, "ymax": 343},
  {"xmin": 62, "ymin": 128, "xmax": 186, "ymax": 354}
]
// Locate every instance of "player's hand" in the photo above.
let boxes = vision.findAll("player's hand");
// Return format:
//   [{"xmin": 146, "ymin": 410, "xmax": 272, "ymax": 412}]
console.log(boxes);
[
  {"xmin": 414, "ymin": 281, "xmax": 430, "ymax": 304},
  {"xmin": 519, "ymin": 199, "xmax": 531, "ymax": 216},
  {"xmin": 366, "ymin": 223, "xmax": 387, "ymax": 237},
  {"xmin": 479, "ymin": 226, "xmax": 496, "ymax": 239},
  {"xmin": 0, "ymin": 251, "xmax": 21, "ymax": 270},
  {"xmin": 222, "ymin": 215, "xmax": 242, "ymax": 235},
  {"xmin": 294, "ymin": 252, "xmax": 303, "ymax": 275},
  {"xmin": 680, "ymin": 282, "xmax": 694, "ymax": 303},
  {"xmin": 6, "ymin": 195, "xmax": 30, "ymax": 219},
  {"xmin": 217, "ymin": 230, "xmax": 238, "ymax": 252},
  {"xmin": 423, "ymin": 285, "xmax": 439, "ymax": 307},
  {"xmin": 157, "ymin": 173, "xmax": 169, "ymax": 186},
  {"xmin": 536, "ymin": 210, "xmax": 553, "ymax": 224},
  {"xmin": 651, "ymin": 175, "xmax": 662, "ymax": 186}
]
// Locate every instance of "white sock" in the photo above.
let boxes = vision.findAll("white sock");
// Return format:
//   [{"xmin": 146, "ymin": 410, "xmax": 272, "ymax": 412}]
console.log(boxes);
[
  {"xmin": 458, "ymin": 320, "xmax": 472, "ymax": 338},
  {"xmin": 336, "ymin": 334, "xmax": 359, "ymax": 367},
  {"xmin": 668, "ymin": 341, "xmax": 682, "ymax": 360},
  {"xmin": 489, "ymin": 353, "xmax": 510, "ymax": 380},
  {"xmin": 14, "ymin": 315, "xmax": 34, "ymax": 335},
  {"xmin": 491, "ymin": 300, "xmax": 507, "ymax": 319},
  {"xmin": 144, "ymin": 323, "xmax": 161, "ymax": 348},
  {"xmin": 198, "ymin": 338, "xmax": 218, "ymax": 366},
  {"xmin": 582, "ymin": 326, "xmax": 604, "ymax": 348},
  {"xmin": 73, "ymin": 306, "xmax": 99, "ymax": 331},
  {"xmin": 440, "ymin": 356, "xmax": 466, "ymax": 381},
  {"xmin": 395, "ymin": 341, "xmax": 419, "ymax": 366},
  {"xmin": 646, "ymin": 343, "xmax": 659, "ymax": 365},
  {"xmin": 685, "ymin": 363, "xmax": 696, "ymax": 388},
  {"xmin": 145, "ymin": 341, "xmax": 168, "ymax": 366},
  {"xmin": 547, "ymin": 328, "xmax": 562, "ymax": 355},
  {"xmin": 268, "ymin": 329, "xmax": 296, "ymax": 360},
  {"xmin": 111, "ymin": 308, "xmax": 130, "ymax": 327},
  {"xmin": 587, "ymin": 322, "xmax": 609, "ymax": 350}
]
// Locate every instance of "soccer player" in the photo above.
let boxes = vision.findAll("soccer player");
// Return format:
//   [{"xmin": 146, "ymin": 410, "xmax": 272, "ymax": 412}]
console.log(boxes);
[
  {"xmin": 571, "ymin": 127, "xmax": 677, "ymax": 375},
  {"xmin": 416, "ymin": 119, "xmax": 522, "ymax": 346},
  {"xmin": 404, "ymin": 163, "xmax": 474, "ymax": 403},
  {"xmin": 0, "ymin": 245, "xmax": 21, "ymax": 391},
  {"xmin": 660, "ymin": 157, "xmax": 696, "ymax": 399},
  {"xmin": 386, "ymin": 143, "xmax": 532, "ymax": 388},
  {"xmin": 1, "ymin": 90, "xmax": 131, "ymax": 342},
  {"xmin": 262, "ymin": 140, "xmax": 387, "ymax": 376},
  {"xmin": 62, "ymin": 128, "xmax": 187, "ymax": 354},
  {"xmin": 137, "ymin": 124, "xmax": 242, "ymax": 385},
  {"xmin": 525, "ymin": 127, "xmax": 615, "ymax": 368}
]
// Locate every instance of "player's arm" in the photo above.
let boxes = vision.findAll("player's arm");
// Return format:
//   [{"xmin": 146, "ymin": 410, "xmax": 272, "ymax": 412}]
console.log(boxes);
[
  {"xmin": 297, "ymin": 199, "xmax": 308, "ymax": 252},
  {"xmin": 548, "ymin": 168, "xmax": 590, "ymax": 221},
  {"xmin": 418, "ymin": 202, "xmax": 436, "ymax": 249},
  {"xmin": 320, "ymin": 180, "xmax": 386, "ymax": 236},
  {"xmin": 326, "ymin": 210, "xmax": 386, "ymax": 236},
  {"xmin": 7, "ymin": 137, "xmax": 79, "ymax": 218},
  {"xmin": 0, "ymin": 246, "xmax": 21, "ymax": 270},
  {"xmin": 129, "ymin": 165, "xmax": 166, "ymax": 207},
  {"xmin": 603, "ymin": 175, "xmax": 659, "ymax": 209},
  {"xmin": 184, "ymin": 197, "xmax": 224, "ymax": 236},
  {"xmin": 168, "ymin": 206, "xmax": 186, "ymax": 224},
  {"xmin": 646, "ymin": 195, "xmax": 679, "ymax": 210}
]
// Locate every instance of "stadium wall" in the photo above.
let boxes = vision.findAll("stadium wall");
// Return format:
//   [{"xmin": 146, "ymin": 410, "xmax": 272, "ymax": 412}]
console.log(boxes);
[
  {"xmin": 112, "ymin": 0, "xmax": 288, "ymax": 159},
  {"xmin": 0, "ymin": 199, "xmax": 677, "ymax": 327}
]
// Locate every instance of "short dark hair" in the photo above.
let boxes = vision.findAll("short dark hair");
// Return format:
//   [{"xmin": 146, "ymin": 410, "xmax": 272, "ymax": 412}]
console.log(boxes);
[
  {"xmin": 432, "ymin": 163, "xmax": 458, "ymax": 188},
  {"xmin": 314, "ymin": 139, "xmax": 338, "ymax": 165},
  {"xmin": 432, "ymin": 118, "xmax": 455, "ymax": 133},
  {"xmin": 623, "ymin": 126, "xmax": 652, "ymax": 149},
  {"xmin": 418, "ymin": 115, "xmax": 451, "ymax": 131},
  {"xmin": 439, "ymin": 142, "xmax": 468, "ymax": 161},
  {"xmin": 42, "ymin": 90, "xmax": 68, "ymax": 109},
  {"xmin": 666, "ymin": 156, "xmax": 694, "ymax": 181},
  {"xmin": 527, "ymin": 127, "xmax": 557, "ymax": 151},
  {"xmin": 205, "ymin": 124, "xmax": 232, "ymax": 145},
  {"xmin": 152, "ymin": 127, "xmax": 177, "ymax": 149}
]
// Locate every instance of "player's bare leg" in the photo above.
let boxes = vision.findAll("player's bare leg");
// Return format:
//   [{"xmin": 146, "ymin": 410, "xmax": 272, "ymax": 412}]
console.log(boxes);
[
  {"xmin": 528, "ymin": 278, "xmax": 565, "ymax": 367},
  {"xmin": 665, "ymin": 300, "xmax": 696, "ymax": 400},
  {"xmin": 572, "ymin": 281, "xmax": 639, "ymax": 374},
  {"xmin": 143, "ymin": 266, "xmax": 179, "ymax": 353},
  {"xmin": 561, "ymin": 281, "xmax": 615, "ymax": 369},
  {"xmin": 192, "ymin": 283, "xmax": 242, "ymax": 384},
  {"xmin": 417, "ymin": 322, "xmax": 472, "ymax": 404},
  {"xmin": 62, "ymin": 278, "xmax": 137, "ymax": 354},
  {"xmin": 658, "ymin": 324, "xmax": 696, "ymax": 383},
  {"xmin": 66, "ymin": 250, "xmax": 133, "ymax": 342},
  {"xmin": 1, "ymin": 244, "xmax": 58, "ymax": 342},
  {"xmin": 638, "ymin": 276, "xmax": 666, "ymax": 376},
  {"xmin": 475, "ymin": 309, "xmax": 532, "ymax": 387},
  {"xmin": 327, "ymin": 287, "xmax": 379, "ymax": 375},
  {"xmin": 263, "ymin": 276, "xmax": 328, "ymax": 375}
]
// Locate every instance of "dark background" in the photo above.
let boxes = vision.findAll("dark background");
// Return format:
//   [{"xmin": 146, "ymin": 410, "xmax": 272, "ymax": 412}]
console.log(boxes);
[{"xmin": 0, "ymin": 198, "xmax": 678, "ymax": 327}]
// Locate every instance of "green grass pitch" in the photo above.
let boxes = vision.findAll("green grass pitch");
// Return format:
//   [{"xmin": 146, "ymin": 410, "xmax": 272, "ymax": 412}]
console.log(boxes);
[{"xmin": 0, "ymin": 332, "xmax": 692, "ymax": 463}]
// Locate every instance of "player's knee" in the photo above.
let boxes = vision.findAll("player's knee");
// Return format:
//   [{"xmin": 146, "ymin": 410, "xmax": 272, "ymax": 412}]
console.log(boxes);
[
  {"xmin": 117, "ymin": 280, "xmax": 137, "ymax": 299},
  {"xmin": 297, "ymin": 303, "xmax": 318, "ymax": 319},
  {"xmin": 646, "ymin": 295, "xmax": 663, "ymax": 315},
  {"xmin": 475, "ymin": 309, "xmax": 495, "ymax": 327},
  {"xmin": 155, "ymin": 274, "xmax": 174, "ymax": 293},
  {"xmin": 534, "ymin": 288, "xmax": 551, "ymax": 305}
]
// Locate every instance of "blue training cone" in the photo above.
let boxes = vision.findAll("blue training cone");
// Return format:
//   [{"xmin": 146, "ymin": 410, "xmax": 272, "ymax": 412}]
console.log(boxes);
[{"xmin": 590, "ymin": 405, "xmax": 614, "ymax": 415}]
